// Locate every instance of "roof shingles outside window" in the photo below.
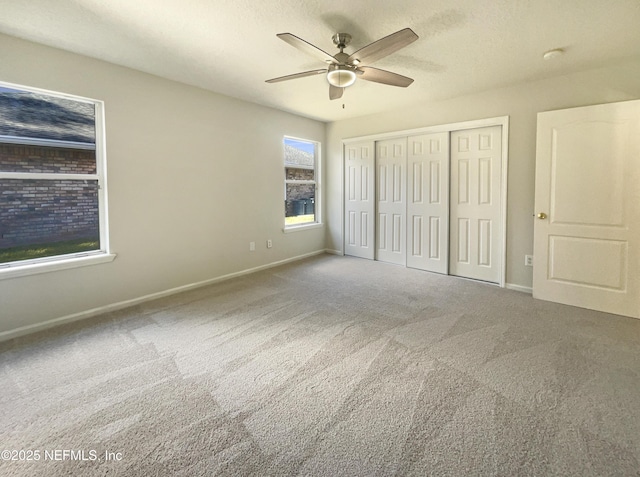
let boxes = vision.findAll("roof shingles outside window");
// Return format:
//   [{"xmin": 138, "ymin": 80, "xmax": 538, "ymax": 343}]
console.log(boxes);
[
  {"xmin": 284, "ymin": 144, "xmax": 313, "ymax": 169},
  {"xmin": 0, "ymin": 90, "xmax": 95, "ymax": 144}
]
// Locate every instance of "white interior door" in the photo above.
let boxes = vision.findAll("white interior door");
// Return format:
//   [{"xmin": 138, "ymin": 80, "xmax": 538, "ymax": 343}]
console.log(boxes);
[
  {"xmin": 407, "ymin": 132, "xmax": 450, "ymax": 273},
  {"xmin": 533, "ymin": 100, "xmax": 640, "ymax": 318},
  {"xmin": 376, "ymin": 138, "xmax": 407, "ymax": 265},
  {"xmin": 450, "ymin": 126, "xmax": 502, "ymax": 283},
  {"xmin": 344, "ymin": 141, "xmax": 375, "ymax": 259}
]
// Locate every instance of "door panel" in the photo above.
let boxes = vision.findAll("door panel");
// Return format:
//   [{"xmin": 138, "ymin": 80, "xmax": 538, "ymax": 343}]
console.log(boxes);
[
  {"xmin": 406, "ymin": 132, "xmax": 449, "ymax": 273},
  {"xmin": 450, "ymin": 126, "xmax": 502, "ymax": 283},
  {"xmin": 548, "ymin": 236, "xmax": 627, "ymax": 290},
  {"xmin": 457, "ymin": 218, "xmax": 470, "ymax": 263},
  {"xmin": 550, "ymin": 122, "xmax": 625, "ymax": 227},
  {"xmin": 344, "ymin": 141, "xmax": 375, "ymax": 259},
  {"xmin": 533, "ymin": 100, "xmax": 640, "ymax": 317},
  {"xmin": 478, "ymin": 219, "xmax": 492, "ymax": 266},
  {"xmin": 376, "ymin": 138, "xmax": 406, "ymax": 265},
  {"xmin": 429, "ymin": 217, "xmax": 440, "ymax": 258}
]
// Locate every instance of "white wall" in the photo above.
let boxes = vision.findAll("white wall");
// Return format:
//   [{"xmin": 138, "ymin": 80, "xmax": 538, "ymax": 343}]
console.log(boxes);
[
  {"xmin": 325, "ymin": 58, "xmax": 640, "ymax": 290},
  {"xmin": 0, "ymin": 34, "xmax": 326, "ymax": 337}
]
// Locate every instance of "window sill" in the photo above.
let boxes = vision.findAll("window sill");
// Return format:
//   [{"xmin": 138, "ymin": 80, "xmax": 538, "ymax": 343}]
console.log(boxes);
[
  {"xmin": 283, "ymin": 223, "xmax": 323, "ymax": 234},
  {"xmin": 0, "ymin": 252, "xmax": 116, "ymax": 280}
]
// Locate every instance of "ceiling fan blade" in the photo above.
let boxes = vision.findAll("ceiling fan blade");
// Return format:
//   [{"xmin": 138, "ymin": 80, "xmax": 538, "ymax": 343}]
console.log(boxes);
[
  {"xmin": 329, "ymin": 85, "xmax": 344, "ymax": 100},
  {"xmin": 277, "ymin": 33, "xmax": 339, "ymax": 64},
  {"xmin": 265, "ymin": 69, "xmax": 327, "ymax": 83},
  {"xmin": 347, "ymin": 28, "xmax": 418, "ymax": 65},
  {"xmin": 357, "ymin": 66, "xmax": 414, "ymax": 87}
]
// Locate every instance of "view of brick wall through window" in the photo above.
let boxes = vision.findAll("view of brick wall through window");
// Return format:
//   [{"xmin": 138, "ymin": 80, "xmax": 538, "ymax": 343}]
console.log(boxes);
[{"xmin": 0, "ymin": 146, "xmax": 99, "ymax": 249}]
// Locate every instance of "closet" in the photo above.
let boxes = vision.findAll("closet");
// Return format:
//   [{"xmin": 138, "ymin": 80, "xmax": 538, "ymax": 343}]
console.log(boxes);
[{"xmin": 344, "ymin": 120, "xmax": 506, "ymax": 285}]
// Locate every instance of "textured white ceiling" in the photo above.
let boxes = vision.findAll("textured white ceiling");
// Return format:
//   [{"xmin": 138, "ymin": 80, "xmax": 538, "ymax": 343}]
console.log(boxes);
[{"xmin": 1, "ymin": 0, "xmax": 639, "ymax": 122}]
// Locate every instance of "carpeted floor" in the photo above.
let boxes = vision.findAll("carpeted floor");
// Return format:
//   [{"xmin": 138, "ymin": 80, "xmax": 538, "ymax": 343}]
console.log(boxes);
[{"xmin": 1, "ymin": 254, "xmax": 639, "ymax": 476}]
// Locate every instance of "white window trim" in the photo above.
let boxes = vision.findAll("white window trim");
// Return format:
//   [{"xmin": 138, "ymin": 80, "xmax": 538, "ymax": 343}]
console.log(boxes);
[
  {"xmin": 0, "ymin": 135, "xmax": 96, "ymax": 150},
  {"xmin": 283, "ymin": 223, "xmax": 323, "ymax": 233},
  {"xmin": 284, "ymin": 136, "xmax": 321, "ymax": 230},
  {"xmin": 0, "ymin": 252, "xmax": 116, "ymax": 279},
  {"xmin": 0, "ymin": 80, "xmax": 114, "ymax": 279}
]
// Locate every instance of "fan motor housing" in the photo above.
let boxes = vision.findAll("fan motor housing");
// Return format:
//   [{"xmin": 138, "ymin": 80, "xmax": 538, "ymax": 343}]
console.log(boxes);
[{"xmin": 333, "ymin": 51, "xmax": 350, "ymax": 64}]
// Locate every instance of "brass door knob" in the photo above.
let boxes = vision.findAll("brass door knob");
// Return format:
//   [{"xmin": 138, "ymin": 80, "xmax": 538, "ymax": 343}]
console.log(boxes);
[{"xmin": 537, "ymin": 212, "xmax": 547, "ymax": 219}]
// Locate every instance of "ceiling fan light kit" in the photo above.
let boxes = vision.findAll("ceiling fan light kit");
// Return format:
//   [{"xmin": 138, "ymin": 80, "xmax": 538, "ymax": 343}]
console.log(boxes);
[
  {"xmin": 327, "ymin": 65, "xmax": 357, "ymax": 87},
  {"xmin": 266, "ymin": 28, "xmax": 419, "ymax": 100}
]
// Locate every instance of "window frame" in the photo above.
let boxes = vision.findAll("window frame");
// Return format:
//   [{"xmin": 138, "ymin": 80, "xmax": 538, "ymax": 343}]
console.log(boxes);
[
  {"xmin": 0, "ymin": 81, "xmax": 114, "ymax": 279},
  {"xmin": 283, "ymin": 136, "xmax": 321, "ymax": 231}
]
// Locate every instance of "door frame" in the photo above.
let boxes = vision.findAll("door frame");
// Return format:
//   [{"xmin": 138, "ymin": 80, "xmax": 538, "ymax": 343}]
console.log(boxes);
[{"xmin": 341, "ymin": 116, "xmax": 509, "ymax": 287}]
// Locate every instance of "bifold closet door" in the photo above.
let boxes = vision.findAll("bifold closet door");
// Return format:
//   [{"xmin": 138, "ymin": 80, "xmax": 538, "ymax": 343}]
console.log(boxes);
[
  {"xmin": 449, "ymin": 126, "xmax": 502, "ymax": 283},
  {"xmin": 407, "ymin": 133, "xmax": 450, "ymax": 273},
  {"xmin": 376, "ymin": 138, "xmax": 407, "ymax": 265},
  {"xmin": 344, "ymin": 141, "xmax": 375, "ymax": 259}
]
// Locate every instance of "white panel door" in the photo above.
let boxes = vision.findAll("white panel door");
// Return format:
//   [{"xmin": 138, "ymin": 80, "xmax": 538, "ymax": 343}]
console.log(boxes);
[
  {"xmin": 533, "ymin": 100, "xmax": 640, "ymax": 318},
  {"xmin": 407, "ymin": 132, "xmax": 450, "ymax": 273},
  {"xmin": 450, "ymin": 126, "xmax": 502, "ymax": 283},
  {"xmin": 344, "ymin": 141, "xmax": 375, "ymax": 259},
  {"xmin": 376, "ymin": 138, "xmax": 407, "ymax": 265}
]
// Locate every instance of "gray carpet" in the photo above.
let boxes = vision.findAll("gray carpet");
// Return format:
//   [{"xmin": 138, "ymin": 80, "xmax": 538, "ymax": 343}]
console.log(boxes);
[{"xmin": 1, "ymin": 254, "xmax": 640, "ymax": 476}]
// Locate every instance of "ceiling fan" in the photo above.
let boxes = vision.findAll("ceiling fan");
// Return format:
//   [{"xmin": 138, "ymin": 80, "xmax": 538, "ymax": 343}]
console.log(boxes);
[{"xmin": 266, "ymin": 28, "xmax": 419, "ymax": 100}]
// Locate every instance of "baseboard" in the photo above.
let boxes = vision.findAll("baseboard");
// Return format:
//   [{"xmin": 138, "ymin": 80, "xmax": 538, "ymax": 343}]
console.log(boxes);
[
  {"xmin": 324, "ymin": 248, "xmax": 343, "ymax": 256},
  {"xmin": 506, "ymin": 283, "xmax": 533, "ymax": 294},
  {"xmin": 0, "ymin": 249, "xmax": 328, "ymax": 343}
]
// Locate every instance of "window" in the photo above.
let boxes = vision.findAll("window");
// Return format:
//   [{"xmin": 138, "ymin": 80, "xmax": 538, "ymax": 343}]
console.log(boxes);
[
  {"xmin": 284, "ymin": 137, "xmax": 319, "ymax": 228},
  {"xmin": 0, "ymin": 82, "xmax": 111, "ymax": 276}
]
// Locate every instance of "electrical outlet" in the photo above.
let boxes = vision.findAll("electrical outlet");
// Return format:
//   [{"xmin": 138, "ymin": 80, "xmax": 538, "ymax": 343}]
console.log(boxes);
[
  {"xmin": 249, "ymin": 242, "xmax": 255, "ymax": 252},
  {"xmin": 267, "ymin": 239, "xmax": 273, "ymax": 249},
  {"xmin": 525, "ymin": 255, "xmax": 533, "ymax": 267}
]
